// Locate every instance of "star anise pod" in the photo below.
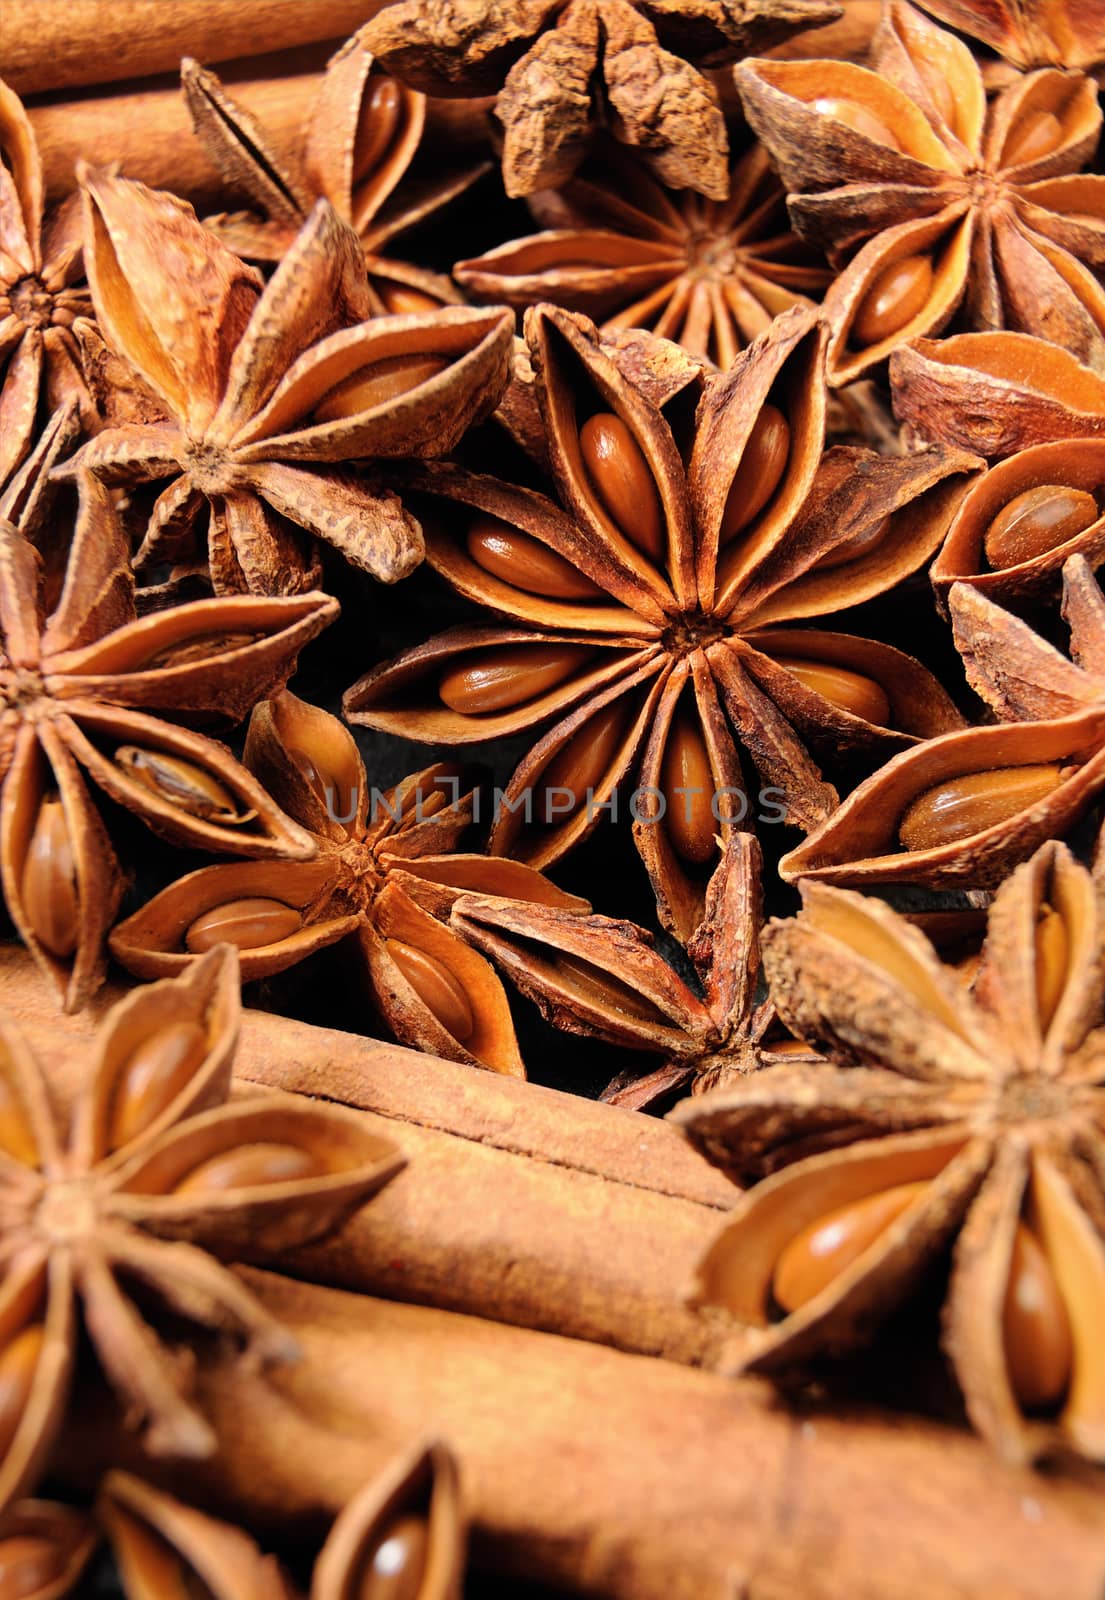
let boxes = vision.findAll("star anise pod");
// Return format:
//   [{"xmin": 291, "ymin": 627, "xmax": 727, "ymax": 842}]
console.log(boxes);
[
  {"xmin": 452, "ymin": 834, "xmax": 820, "ymax": 1112},
  {"xmin": 0, "ymin": 1498, "xmax": 97, "ymax": 1596},
  {"xmin": 673, "ymin": 840, "xmax": 1105, "ymax": 1465},
  {"xmin": 781, "ymin": 555, "xmax": 1105, "ymax": 888},
  {"xmin": 181, "ymin": 40, "xmax": 488, "ymax": 309},
  {"xmin": 359, "ymin": 0, "xmax": 841, "ymax": 201},
  {"xmin": 345, "ymin": 301, "xmax": 972, "ymax": 941},
  {"xmin": 914, "ymin": 0, "xmax": 1105, "ymax": 82},
  {"xmin": 110, "ymin": 689, "xmax": 590, "ymax": 1075},
  {"xmin": 0, "ymin": 944, "xmax": 404, "ymax": 1510},
  {"xmin": 0, "ymin": 80, "xmax": 98, "ymax": 485},
  {"xmin": 61, "ymin": 172, "xmax": 514, "ymax": 596},
  {"xmin": 0, "ymin": 468, "xmax": 336, "ymax": 1011},
  {"xmin": 736, "ymin": 1, "xmax": 1105, "ymax": 383},
  {"xmin": 455, "ymin": 136, "xmax": 832, "ymax": 370}
]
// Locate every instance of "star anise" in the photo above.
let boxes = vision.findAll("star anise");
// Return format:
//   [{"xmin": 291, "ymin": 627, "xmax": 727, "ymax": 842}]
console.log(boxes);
[
  {"xmin": 673, "ymin": 840, "xmax": 1105, "ymax": 1465},
  {"xmin": 0, "ymin": 1498, "xmax": 96, "ymax": 1595},
  {"xmin": 0, "ymin": 467, "xmax": 336, "ymax": 1011},
  {"xmin": 780, "ymin": 555, "xmax": 1105, "ymax": 888},
  {"xmin": 914, "ymin": 0, "xmax": 1105, "ymax": 81},
  {"xmin": 455, "ymin": 136, "xmax": 833, "ymax": 370},
  {"xmin": 736, "ymin": 0, "xmax": 1105, "ymax": 383},
  {"xmin": 0, "ymin": 945, "xmax": 404, "ymax": 1511},
  {"xmin": 359, "ymin": 0, "xmax": 841, "ymax": 201},
  {"xmin": 452, "ymin": 834, "xmax": 820, "ymax": 1111},
  {"xmin": 345, "ymin": 301, "xmax": 973, "ymax": 941},
  {"xmin": 110, "ymin": 690, "xmax": 590, "ymax": 1075},
  {"xmin": 61, "ymin": 172, "xmax": 514, "ymax": 596},
  {"xmin": 181, "ymin": 40, "xmax": 488, "ymax": 310}
]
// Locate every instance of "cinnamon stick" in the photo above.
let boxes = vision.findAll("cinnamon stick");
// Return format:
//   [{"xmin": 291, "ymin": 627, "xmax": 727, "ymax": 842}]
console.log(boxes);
[{"xmin": 62, "ymin": 1268, "xmax": 1105, "ymax": 1600}]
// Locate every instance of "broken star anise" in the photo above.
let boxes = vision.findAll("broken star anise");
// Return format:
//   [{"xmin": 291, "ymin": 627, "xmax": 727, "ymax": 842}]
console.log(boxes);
[
  {"xmin": 345, "ymin": 301, "xmax": 971, "ymax": 942},
  {"xmin": 61, "ymin": 171, "xmax": 514, "ymax": 596},
  {"xmin": 110, "ymin": 690, "xmax": 590, "ymax": 1076},
  {"xmin": 736, "ymin": 0, "xmax": 1105, "ymax": 382},
  {"xmin": 673, "ymin": 839, "xmax": 1105, "ymax": 1466},
  {"xmin": 0, "ymin": 944, "xmax": 404, "ymax": 1511}
]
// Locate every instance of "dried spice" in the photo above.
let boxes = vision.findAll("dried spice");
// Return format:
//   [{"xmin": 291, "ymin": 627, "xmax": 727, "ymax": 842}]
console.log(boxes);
[
  {"xmin": 736, "ymin": 1, "xmax": 1105, "ymax": 382},
  {"xmin": 0, "ymin": 469, "xmax": 335, "ymax": 1010},
  {"xmin": 182, "ymin": 40, "xmax": 488, "ymax": 308},
  {"xmin": 781, "ymin": 555, "xmax": 1105, "ymax": 889},
  {"xmin": 455, "ymin": 137, "xmax": 832, "ymax": 369},
  {"xmin": 913, "ymin": 0, "xmax": 1105, "ymax": 80},
  {"xmin": 62, "ymin": 172, "xmax": 514, "ymax": 596},
  {"xmin": 360, "ymin": 0, "xmax": 841, "ymax": 201},
  {"xmin": 110, "ymin": 690, "xmax": 590, "ymax": 1075},
  {"xmin": 346, "ymin": 301, "xmax": 971, "ymax": 941},
  {"xmin": 0, "ymin": 945, "xmax": 404, "ymax": 1511},
  {"xmin": 0, "ymin": 1497, "xmax": 97, "ymax": 1598},
  {"xmin": 674, "ymin": 840, "xmax": 1105, "ymax": 1465},
  {"xmin": 453, "ymin": 834, "xmax": 820, "ymax": 1111}
]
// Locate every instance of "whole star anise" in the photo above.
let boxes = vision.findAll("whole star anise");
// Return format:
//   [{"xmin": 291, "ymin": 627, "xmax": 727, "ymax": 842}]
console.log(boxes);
[
  {"xmin": 110, "ymin": 690, "xmax": 590, "ymax": 1075},
  {"xmin": 0, "ymin": 945, "xmax": 404, "ymax": 1511},
  {"xmin": 61, "ymin": 172, "xmax": 514, "ymax": 596},
  {"xmin": 736, "ymin": 1, "xmax": 1105, "ymax": 383},
  {"xmin": 359, "ymin": 0, "xmax": 841, "ymax": 200},
  {"xmin": 345, "ymin": 301, "xmax": 972, "ymax": 941},
  {"xmin": 455, "ymin": 137, "xmax": 832, "ymax": 369},
  {"xmin": 673, "ymin": 840, "xmax": 1105, "ymax": 1465}
]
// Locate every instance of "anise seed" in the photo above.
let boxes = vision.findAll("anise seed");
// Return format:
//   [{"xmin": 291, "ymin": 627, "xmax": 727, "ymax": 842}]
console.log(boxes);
[
  {"xmin": 1034, "ymin": 907, "xmax": 1069, "ymax": 1033},
  {"xmin": 773, "ymin": 656, "xmax": 891, "ymax": 725},
  {"xmin": 466, "ymin": 514, "xmax": 605, "ymax": 600},
  {"xmin": 353, "ymin": 76, "xmax": 404, "ymax": 182},
  {"xmin": 115, "ymin": 747, "xmax": 242, "ymax": 822},
  {"xmin": 897, "ymin": 765, "xmax": 1066, "ymax": 852},
  {"xmin": 174, "ymin": 1142, "xmax": 325, "ymax": 1194},
  {"xmin": 578, "ymin": 413, "xmax": 665, "ymax": 561},
  {"xmin": 385, "ymin": 939, "xmax": 475, "ymax": 1041},
  {"xmin": 773, "ymin": 1182, "xmax": 929, "ymax": 1311},
  {"xmin": 184, "ymin": 898, "xmax": 304, "ymax": 953},
  {"xmin": 1003, "ymin": 1222, "xmax": 1072, "ymax": 1410},
  {"xmin": 719, "ymin": 405, "xmax": 790, "ymax": 545},
  {"xmin": 0, "ymin": 1325, "xmax": 43, "ymax": 1458},
  {"xmin": 535, "ymin": 700, "xmax": 631, "ymax": 824},
  {"xmin": 1002, "ymin": 110, "xmax": 1064, "ymax": 169},
  {"xmin": 661, "ymin": 713, "xmax": 717, "ymax": 866},
  {"xmin": 21, "ymin": 798, "xmax": 79, "ymax": 959},
  {"xmin": 314, "ymin": 354, "xmax": 449, "ymax": 422},
  {"xmin": 108, "ymin": 1020, "xmax": 209, "ymax": 1150},
  {"xmin": 983, "ymin": 486, "xmax": 1099, "ymax": 570},
  {"xmin": 0, "ymin": 1534, "xmax": 67, "ymax": 1595},
  {"xmin": 553, "ymin": 952, "xmax": 667, "ymax": 1022},
  {"xmin": 356, "ymin": 1513, "xmax": 428, "ymax": 1600},
  {"xmin": 376, "ymin": 283, "xmax": 442, "ymax": 315},
  {"xmin": 811, "ymin": 97, "xmax": 903, "ymax": 150},
  {"xmin": 851, "ymin": 256, "xmax": 933, "ymax": 347},
  {"xmin": 813, "ymin": 514, "xmax": 890, "ymax": 570},
  {"xmin": 438, "ymin": 644, "xmax": 594, "ymax": 715}
]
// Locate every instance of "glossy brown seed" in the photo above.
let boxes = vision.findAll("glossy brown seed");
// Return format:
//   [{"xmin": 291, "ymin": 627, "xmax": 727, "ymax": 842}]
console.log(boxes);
[
  {"xmin": 1003, "ymin": 1222, "xmax": 1073, "ymax": 1411},
  {"xmin": 175, "ymin": 1141, "xmax": 325, "ymax": 1194},
  {"xmin": 109, "ymin": 1507, "xmax": 213, "ymax": 1600},
  {"xmin": 813, "ymin": 514, "xmax": 890, "ymax": 570},
  {"xmin": 982, "ymin": 485, "xmax": 1099, "ymax": 570},
  {"xmin": 108, "ymin": 1020, "xmax": 209, "ymax": 1151},
  {"xmin": 773, "ymin": 1181, "xmax": 929, "ymax": 1312},
  {"xmin": 375, "ymin": 282, "xmax": 443, "ymax": 315},
  {"xmin": 719, "ymin": 404, "xmax": 790, "ymax": 545},
  {"xmin": 115, "ymin": 747, "xmax": 243, "ymax": 823},
  {"xmin": 354, "ymin": 1512, "xmax": 429, "ymax": 1600},
  {"xmin": 1034, "ymin": 907, "xmax": 1069, "ymax": 1033},
  {"xmin": 851, "ymin": 256, "xmax": 933, "ymax": 347},
  {"xmin": 535, "ymin": 699, "xmax": 632, "ymax": 824},
  {"xmin": 314, "ymin": 354, "xmax": 449, "ymax": 421},
  {"xmin": 773, "ymin": 656, "xmax": 891, "ymax": 726},
  {"xmin": 286, "ymin": 745, "xmax": 358, "ymax": 824},
  {"xmin": 0, "ymin": 1534, "xmax": 67, "ymax": 1596},
  {"xmin": 466, "ymin": 514, "xmax": 605, "ymax": 601},
  {"xmin": 184, "ymin": 898, "xmax": 303, "ymax": 954},
  {"xmin": 353, "ymin": 76, "xmax": 404, "ymax": 182},
  {"xmin": 385, "ymin": 939, "xmax": 475, "ymax": 1042},
  {"xmin": 21, "ymin": 798, "xmax": 79, "ymax": 960},
  {"xmin": 811, "ymin": 97, "xmax": 903, "ymax": 149},
  {"xmin": 897, "ymin": 764, "xmax": 1065, "ymax": 853},
  {"xmin": 1002, "ymin": 110, "xmax": 1064, "ymax": 169},
  {"xmin": 438, "ymin": 644, "xmax": 594, "ymax": 715},
  {"xmin": 0, "ymin": 1325, "xmax": 43, "ymax": 1459},
  {"xmin": 0, "ymin": 1074, "xmax": 37, "ymax": 1168},
  {"xmin": 661, "ymin": 712, "xmax": 716, "ymax": 867},
  {"xmin": 579, "ymin": 412, "xmax": 665, "ymax": 561},
  {"xmin": 553, "ymin": 952, "xmax": 668, "ymax": 1022}
]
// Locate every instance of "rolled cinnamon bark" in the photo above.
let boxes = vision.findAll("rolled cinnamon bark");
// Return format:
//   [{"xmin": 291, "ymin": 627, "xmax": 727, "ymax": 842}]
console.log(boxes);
[{"xmin": 62, "ymin": 1268, "xmax": 1105, "ymax": 1600}]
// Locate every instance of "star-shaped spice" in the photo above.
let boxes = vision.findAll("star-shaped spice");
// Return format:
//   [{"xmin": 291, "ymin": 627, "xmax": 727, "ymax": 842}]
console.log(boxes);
[
  {"xmin": 781, "ymin": 555, "xmax": 1105, "ymax": 888},
  {"xmin": 736, "ymin": 1, "xmax": 1105, "ymax": 382},
  {"xmin": 346, "ymin": 301, "xmax": 972, "ymax": 942},
  {"xmin": 182, "ymin": 40, "xmax": 488, "ymax": 309},
  {"xmin": 359, "ymin": 0, "xmax": 841, "ymax": 201},
  {"xmin": 0, "ymin": 945, "xmax": 404, "ymax": 1512},
  {"xmin": 914, "ymin": 0, "xmax": 1105, "ymax": 81},
  {"xmin": 62, "ymin": 172, "xmax": 514, "ymax": 596},
  {"xmin": 455, "ymin": 137, "xmax": 832, "ymax": 370},
  {"xmin": 673, "ymin": 840, "xmax": 1105, "ymax": 1465},
  {"xmin": 110, "ymin": 690, "xmax": 590, "ymax": 1075}
]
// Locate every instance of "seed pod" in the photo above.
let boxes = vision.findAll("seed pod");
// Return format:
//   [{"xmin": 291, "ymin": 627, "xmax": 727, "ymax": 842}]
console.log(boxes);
[
  {"xmin": 20, "ymin": 798, "xmax": 79, "ymax": 960},
  {"xmin": 661, "ymin": 714, "xmax": 716, "ymax": 867},
  {"xmin": 1034, "ymin": 907, "xmax": 1069, "ymax": 1033},
  {"xmin": 0, "ymin": 1074, "xmax": 37, "ymax": 1168},
  {"xmin": 0, "ymin": 1326, "xmax": 43, "ymax": 1459},
  {"xmin": 184, "ymin": 898, "xmax": 304, "ymax": 954},
  {"xmin": 353, "ymin": 76, "xmax": 405, "ymax": 182},
  {"xmin": 553, "ymin": 952, "xmax": 669, "ymax": 1023},
  {"xmin": 534, "ymin": 700, "xmax": 631, "ymax": 824},
  {"xmin": 115, "ymin": 747, "xmax": 248, "ymax": 824},
  {"xmin": 0, "ymin": 1533, "xmax": 68, "ymax": 1595},
  {"xmin": 107, "ymin": 1021, "xmax": 209, "ymax": 1151},
  {"xmin": 376, "ymin": 282, "xmax": 442, "ymax": 315},
  {"xmin": 719, "ymin": 405, "xmax": 790, "ymax": 545},
  {"xmin": 811, "ymin": 97, "xmax": 902, "ymax": 149},
  {"xmin": 174, "ymin": 1141, "xmax": 326, "ymax": 1194},
  {"xmin": 774, "ymin": 656, "xmax": 891, "ymax": 725},
  {"xmin": 315, "ymin": 354, "xmax": 450, "ymax": 422},
  {"xmin": 385, "ymin": 940, "xmax": 475, "ymax": 1042},
  {"xmin": 465, "ymin": 514, "xmax": 604, "ymax": 600},
  {"xmin": 578, "ymin": 412, "xmax": 665, "ymax": 561},
  {"xmin": 982, "ymin": 486, "xmax": 1099, "ymax": 570},
  {"xmin": 437, "ymin": 644, "xmax": 593, "ymax": 715},
  {"xmin": 897, "ymin": 764, "xmax": 1066, "ymax": 853},
  {"xmin": 1002, "ymin": 110, "xmax": 1063, "ymax": 168},
  {"xmin": 353, "ymin": 1512, "xmax": 428, "ymax": 1599},
  {"xmin": 773, "ymin": 1182, "xmax": 929, "ymax": 1312},
  {"xmin": 1003, "ymin": 1223, "xmax": 1072, "ymax": 1411},
  {"xmin": 851, "ymin": 256, "xmax": 934, "ymax": 347},
  {"xmin": 813, "ymin": 514, "xmax": 890, "ymax": 570}
]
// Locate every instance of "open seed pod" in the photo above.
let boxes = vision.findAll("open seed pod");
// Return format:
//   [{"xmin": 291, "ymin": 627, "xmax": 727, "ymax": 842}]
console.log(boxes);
[{"xmin": 0, "ymin": 1499, "xmax": 97, "ymax": 1600}]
